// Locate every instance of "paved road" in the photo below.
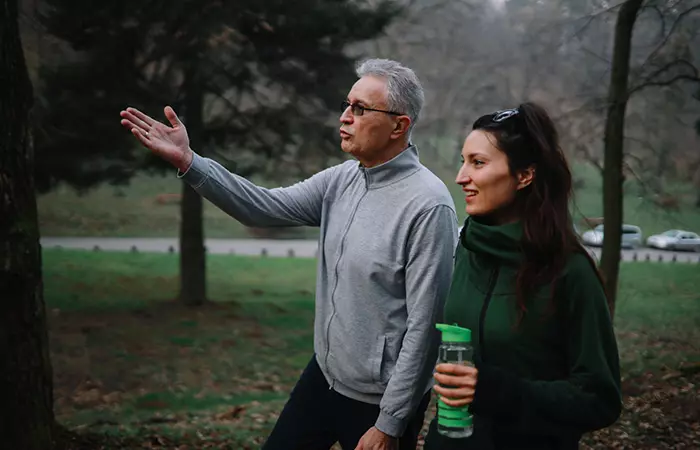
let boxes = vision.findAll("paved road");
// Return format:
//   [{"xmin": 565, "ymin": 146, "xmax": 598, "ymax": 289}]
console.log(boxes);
[
  {"xmin": 41, "ymin": 237, "xmax": 320, "ymax": 258},
  {"xmin": 584, "ymin": 246, "xmax": 699, "ymax": 264},
  {"xmin": 40, "ymin": 237, "xmax": 700, "ymax": 264}
]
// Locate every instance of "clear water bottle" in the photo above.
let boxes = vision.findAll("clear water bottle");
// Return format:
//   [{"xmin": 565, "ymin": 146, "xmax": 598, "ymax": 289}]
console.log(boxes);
[{"xmin": 435, "ymin": 323, "xmax": 473, "ymax": 438}]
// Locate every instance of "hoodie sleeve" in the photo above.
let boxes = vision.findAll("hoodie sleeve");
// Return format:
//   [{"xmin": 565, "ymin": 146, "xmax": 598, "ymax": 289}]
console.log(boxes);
[
  {"xmin": 375, "ymin": 204, "xmax": 459, "ymax": 437},
  {"xmin": 177, "ymin": 151, "xmax": 339, "ymax": 227},
  {"xmin": 470, "ymin": 253, "xmax": 622, "ymax": 437}
]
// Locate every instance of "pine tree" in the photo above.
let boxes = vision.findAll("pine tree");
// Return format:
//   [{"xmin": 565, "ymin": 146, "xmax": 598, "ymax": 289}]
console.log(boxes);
[{"xmin": 38, "ymin": 0, "xmax": 400, "ymax": 305}]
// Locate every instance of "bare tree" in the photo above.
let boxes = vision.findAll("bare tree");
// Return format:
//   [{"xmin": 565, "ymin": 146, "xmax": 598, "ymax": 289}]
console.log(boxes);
[{"xmin": 600, "ymin": 0, "xmax": 644, "ymax": 314}]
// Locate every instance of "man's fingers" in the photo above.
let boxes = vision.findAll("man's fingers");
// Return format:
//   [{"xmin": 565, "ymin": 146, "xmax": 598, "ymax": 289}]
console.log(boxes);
[
  {"xmin": 120, "ymin": 110, "xmax": 151, "ymax": 131},
  {"xmin": 164, "ymin": 106, "xmax": 182, "ymax": 128},
  {"xmin": 130, "ymin": 127, "xmax": 152, "ymax": 147},
  {"xmin": 434, "ymin": 372, "xmax": 476, "ymax": 388},
  {"xmin": 120, "ymin": 118, "xmax": 139, "ymax": 131},
  {"xmin": 122, "ymin": 119, "xmax": 151, "ymax": 138},
  {"xmin": 126, "ymin": 107, "xmax": 157, "ymax": 126}
]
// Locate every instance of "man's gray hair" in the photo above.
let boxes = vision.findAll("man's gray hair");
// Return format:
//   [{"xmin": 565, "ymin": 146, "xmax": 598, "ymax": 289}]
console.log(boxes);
[{"xmin": 355, "ymin": 58, "xmax": 424, "ymax": 137}]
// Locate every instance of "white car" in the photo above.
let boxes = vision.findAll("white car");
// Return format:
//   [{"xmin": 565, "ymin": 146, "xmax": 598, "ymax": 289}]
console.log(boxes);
[
  {"xmin": 646, "ymin": 230, "xmax": 700, "ymax": 252},
  {"xmin": 581, "ymin": 224, "xmax": 643, "ymax": 249}
]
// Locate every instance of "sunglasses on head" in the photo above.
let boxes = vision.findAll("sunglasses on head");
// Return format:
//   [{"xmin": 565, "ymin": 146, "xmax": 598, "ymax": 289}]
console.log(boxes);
[
  {"xmin": 491, "ymin": 108, "xmax": 519, "ymax": 122},
  {"xmin": 341, "ymin": 100, "xmax": 403, "ymax": 117}
]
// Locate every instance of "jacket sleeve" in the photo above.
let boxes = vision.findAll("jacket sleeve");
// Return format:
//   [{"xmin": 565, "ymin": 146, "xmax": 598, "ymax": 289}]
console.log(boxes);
[
  {"xmin": 470, "ymin": 254, "xmax": 622, "ymax": 436},
  {"xmin": 178, "ymin": 151, "xmax": 340, "ymax": 227},
  {"xmin": 375, "ymin": 205, "xmax": 459, "ymax": 437}
]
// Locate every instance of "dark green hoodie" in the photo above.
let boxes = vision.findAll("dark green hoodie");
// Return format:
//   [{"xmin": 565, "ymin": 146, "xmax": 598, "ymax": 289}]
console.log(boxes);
[{"xmin": 425, "ymin": 217, "xmax": 621, "ymax": 450}]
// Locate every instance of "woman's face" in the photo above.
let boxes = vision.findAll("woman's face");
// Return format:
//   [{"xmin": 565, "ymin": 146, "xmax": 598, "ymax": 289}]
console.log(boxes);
[{"xmin": 455, "ymin": 130, "xmax": 534, "ymax": 224}]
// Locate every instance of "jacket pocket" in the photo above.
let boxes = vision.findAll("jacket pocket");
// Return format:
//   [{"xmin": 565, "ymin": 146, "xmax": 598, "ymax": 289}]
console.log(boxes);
[
  {"xmin": 372, "ymin": 335, "xmax": 386, "ymax": 384},
  {"xmin": 378, "ymin": 333, "xmax": 405, "ymax": 384}
]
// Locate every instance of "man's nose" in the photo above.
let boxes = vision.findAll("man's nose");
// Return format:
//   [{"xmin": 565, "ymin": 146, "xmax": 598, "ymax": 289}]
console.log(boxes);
[{"xmin": 340, "ymin": 106, "xmax": 353, "ymax": 123}]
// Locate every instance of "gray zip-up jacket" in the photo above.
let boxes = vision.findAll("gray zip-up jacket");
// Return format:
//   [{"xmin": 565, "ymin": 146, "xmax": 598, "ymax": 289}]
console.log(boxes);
[{"xmin": 179, "ymin": 145, "xmax": 458, "ymax": 437}]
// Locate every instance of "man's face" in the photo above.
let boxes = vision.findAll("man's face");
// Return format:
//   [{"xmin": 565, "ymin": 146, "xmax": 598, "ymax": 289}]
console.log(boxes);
[{"xmin": 339, "ymin": 76, "xmax": 403, "ymax": 166}]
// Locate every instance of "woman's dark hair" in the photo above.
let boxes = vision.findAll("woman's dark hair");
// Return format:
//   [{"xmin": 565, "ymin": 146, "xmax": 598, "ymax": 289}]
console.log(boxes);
[{"xmin": 472, "ymin": 102, "xmax": 608, "ymax": 319}]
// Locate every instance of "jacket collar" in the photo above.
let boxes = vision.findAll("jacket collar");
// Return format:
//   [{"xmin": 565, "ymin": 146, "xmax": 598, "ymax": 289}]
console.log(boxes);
[
  {"xmin": 461, "ymin": 216, "xmax": 524, "ymax": 266},
  {"xmin": 359, "ymin": 145, "xmax": 421, "ymax": 189}
]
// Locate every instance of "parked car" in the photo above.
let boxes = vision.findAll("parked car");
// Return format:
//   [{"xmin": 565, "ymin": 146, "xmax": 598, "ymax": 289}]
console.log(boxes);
[
  {"xmin": 581, "ymin": 224, "xmax": 643, "ymax": 249},
  {"xmin": 646, "ymin": 229, "xmax": 700, "ymax": 252}
]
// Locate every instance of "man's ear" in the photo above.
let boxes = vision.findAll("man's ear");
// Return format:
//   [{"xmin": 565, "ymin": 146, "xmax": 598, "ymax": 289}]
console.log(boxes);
[
  {"xmin": 390, "ymin": 115, "xmax": 412, "ymax": 140},
  {"xmin": 516, "ymin": 165, "xmax": 535, "ymax": 190}
]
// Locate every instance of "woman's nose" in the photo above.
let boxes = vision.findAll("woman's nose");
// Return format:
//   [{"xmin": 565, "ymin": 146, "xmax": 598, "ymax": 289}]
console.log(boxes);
[{"xmin": 456, "ymin": 165, "xmax": 470, "ymax": 184}]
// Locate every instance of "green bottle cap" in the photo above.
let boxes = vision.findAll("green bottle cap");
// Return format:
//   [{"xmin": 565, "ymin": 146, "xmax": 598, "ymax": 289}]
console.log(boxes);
[{"xmin": 435, "ymin": 323, "xmax": 471, "ymax": 343}]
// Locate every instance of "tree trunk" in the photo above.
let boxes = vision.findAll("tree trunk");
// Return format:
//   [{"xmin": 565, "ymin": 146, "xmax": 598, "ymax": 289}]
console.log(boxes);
[
  {"xmin": 0, "ymin": 0, "xmax": 56, "ymax": 447},
  {"xmin": 178, "ymin": 68, "xmax": 206, "ymax": 306},
  {"xmin": 600, "ymin": 0, "xmax": 643, "ymax": 317},
  {"xmin": 179, "ymin": 183, "xmax": 206, "ymax": 305}
]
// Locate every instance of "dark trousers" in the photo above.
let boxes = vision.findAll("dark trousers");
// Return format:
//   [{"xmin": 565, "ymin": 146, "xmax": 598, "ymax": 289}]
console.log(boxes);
[{"xmin": 262, "ymin": 355, "xmax": 431, "ymax": 450}]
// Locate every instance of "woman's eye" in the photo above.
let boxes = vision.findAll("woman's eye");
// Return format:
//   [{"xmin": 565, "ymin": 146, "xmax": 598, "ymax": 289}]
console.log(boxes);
[{"xmin": 473, "ymin": 160, "xmax": 485, "ymax": 166}]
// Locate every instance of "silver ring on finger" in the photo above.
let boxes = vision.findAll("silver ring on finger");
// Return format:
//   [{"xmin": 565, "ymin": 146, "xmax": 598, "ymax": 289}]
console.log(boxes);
[{"xmin": 146, "ymin": 130, "xmax": 150, "ymax": 138}]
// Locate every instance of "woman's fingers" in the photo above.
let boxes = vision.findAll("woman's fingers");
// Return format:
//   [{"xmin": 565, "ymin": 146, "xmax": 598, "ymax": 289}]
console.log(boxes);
[
  {"xmin": 438, "ymin": 395, "xmax": 473, "ymax": 408},
  {"xmin": 434, "ymin": 372, "xmax": 476, "ymax": 388},
  {"xmin": 436, "ymin": 363, "xmax": 477, "ymax": 376},
  {"xmin": 434, "ymin": 384, "xmax": 475, "ymax": 399},
  {"xmin": 433, "ymin": 363, "xmax": 478, "ymax": 405}
]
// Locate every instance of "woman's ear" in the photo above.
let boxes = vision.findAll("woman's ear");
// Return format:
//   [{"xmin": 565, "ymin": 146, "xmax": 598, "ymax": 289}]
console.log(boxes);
[{"xmin": 516, "ymin": 165, "xmax": 535, "ymax": 190}]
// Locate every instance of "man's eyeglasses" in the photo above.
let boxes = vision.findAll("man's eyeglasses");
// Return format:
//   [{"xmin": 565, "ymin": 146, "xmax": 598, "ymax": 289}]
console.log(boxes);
[
  {"xmin": 491, "ymin": 108, "xmax": 519, "ymax": 122},
  {"xmin": 341, "ymin": 100, "xmax": 402, "ymax": 117}
]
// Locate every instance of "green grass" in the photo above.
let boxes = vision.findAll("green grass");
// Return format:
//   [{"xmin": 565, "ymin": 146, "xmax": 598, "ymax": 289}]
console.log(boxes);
[
  {"xmin": 46, "ymin": 250, "xmax": 318, "ymax": 446},
  {"xmin": 567, "ymin": 162, "xmax": 700, "ymax": 236},
  {"xmin": 44, "ymin": 250, "xmax": 317, "ymax": 311},
  {"xmin": 45, "ymin": 250, "xmax": 699, "ymax": 447},
  {"xmin": 615, "ymin": 264, "xmax": 700, "ymax": 376},
  {"xmin": 38, "ymin": 160, "xmax": 700, "ymax": 239},
  {"xmin": 37, "ymin": 173, "xmax": 318, "ymax": 239}
]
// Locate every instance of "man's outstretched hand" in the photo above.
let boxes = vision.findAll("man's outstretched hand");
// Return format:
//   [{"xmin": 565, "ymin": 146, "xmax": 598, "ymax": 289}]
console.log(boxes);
[{"xmin": 120, "ymin": 106, "xmax": 193, "ymax": 172}]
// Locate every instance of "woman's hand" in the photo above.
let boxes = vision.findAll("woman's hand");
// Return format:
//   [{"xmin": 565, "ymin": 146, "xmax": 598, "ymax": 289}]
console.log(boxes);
[{"xmin": 433, "ymin": 363, "xmax": 478, "ymax": 407}]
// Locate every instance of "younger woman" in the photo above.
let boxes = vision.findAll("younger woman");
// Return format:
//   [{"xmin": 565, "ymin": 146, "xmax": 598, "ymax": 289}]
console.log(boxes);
[{"xmin": 425, "ymin": 103, "xmax": 621, "ymax": 450}]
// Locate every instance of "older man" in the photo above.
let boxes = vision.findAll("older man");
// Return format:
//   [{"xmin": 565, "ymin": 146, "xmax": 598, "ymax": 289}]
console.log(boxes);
[{"xmin": 120, "ymin": 59, "xmax": 458, "ymax": 450}]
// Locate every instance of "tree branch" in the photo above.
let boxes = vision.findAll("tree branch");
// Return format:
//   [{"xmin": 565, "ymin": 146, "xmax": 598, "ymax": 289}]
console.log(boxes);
[
  {"xmin": 629, "ymin": 58, "xmax": 700, "ymax": 94},
  {"xmin": 580, "ymin": 45, "xmax": 612, "ymax": 64},
  {"xmin": 623, "ymin": 134, "xmax": 664, "ymax": 157},
  {"xmin": 639, "ymin": 4, "xmax": 666, "ymax": 42},
  {"xmin": 637, "ymin": 4, "xmax": 700, "ymax": 70},
  {"xmin": 571, "ymin": 1, "xmax": 627, "ymax": 40},
  {"xmin": 629, "ymin": 73, "xmax": 700, "ymax": 95}
]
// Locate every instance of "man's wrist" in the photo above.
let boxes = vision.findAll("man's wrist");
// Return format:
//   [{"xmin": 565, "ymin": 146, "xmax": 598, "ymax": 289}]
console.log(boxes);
[
  {"xmin": 375, "ymin": 410, "xmax": 406, "ymax": 438},
  {"xmin": 176, "ymin": 149, "xmax": 194, "ymax": 173}
]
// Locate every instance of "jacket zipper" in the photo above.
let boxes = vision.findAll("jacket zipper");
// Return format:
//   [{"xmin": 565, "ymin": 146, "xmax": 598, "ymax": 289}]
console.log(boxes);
[
  {"xmin": 324, "ymin": 170, "xmax": 370, "ymax": 389},
  {"xmin": 478, "ymin": 263, "xmax": 500, "ymax": 362}
]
